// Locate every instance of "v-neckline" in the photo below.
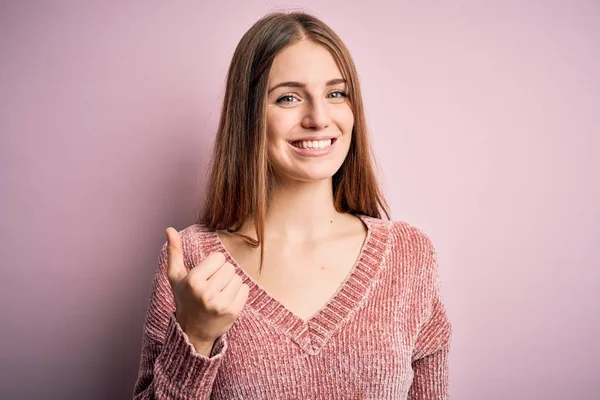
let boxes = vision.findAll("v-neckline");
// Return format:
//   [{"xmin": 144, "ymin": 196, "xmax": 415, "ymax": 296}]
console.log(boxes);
[{"xmin": 202, "ymin": 214, "xmax": 391, "ymax": 355}]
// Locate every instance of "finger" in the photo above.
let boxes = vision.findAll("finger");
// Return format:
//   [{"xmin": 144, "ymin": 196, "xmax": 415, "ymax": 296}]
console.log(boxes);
[
  {"xmin": 165, "ymin": 227, "xmax": 186, "ymax": 286},
  {"xmin": 227, "ymin": 283, "xmax": 250, "ymax": 315},
  {"xmin": 189, "ymin": 252, "xmax": 227, "ymax": 282},
  {"xmin": 205, "ymin": 262, "xmax": 236, "ymax": 292},
  {"xmin": 219, "ymin": 273, "xmax": 244, "ymax": 300}
]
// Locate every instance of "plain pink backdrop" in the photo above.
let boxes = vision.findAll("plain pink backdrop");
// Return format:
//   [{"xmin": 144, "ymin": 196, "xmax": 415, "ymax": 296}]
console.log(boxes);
[{"xmin": 1, "ymin": 1, "xmax": 598, "ymax": 399}]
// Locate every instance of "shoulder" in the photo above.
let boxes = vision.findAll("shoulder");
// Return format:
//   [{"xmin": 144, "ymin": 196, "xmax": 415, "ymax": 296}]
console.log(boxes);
[
  {"xmin": 389, "ymin": 219, "xmax": 436, "ymax": 257},
  {"xmin": 377, "ymin": 217, "xmax": 439, "ymax": 276},
  {"xmin": 177, "ymin": 222, "xmax": 215, "ymax": 243},
  {"xmin": 385, "ymin": 220, "xmax": 444, "ymax": 301},
  {"xmin": 359, "ymin": 214, "xmax": 437, "ymax": 269}
]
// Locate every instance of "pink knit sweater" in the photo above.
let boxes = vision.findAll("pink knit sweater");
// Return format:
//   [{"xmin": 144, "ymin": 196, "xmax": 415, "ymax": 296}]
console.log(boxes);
[{"xmin": 133, "ymin": 214, "xmax": 452, "ymax": 399}]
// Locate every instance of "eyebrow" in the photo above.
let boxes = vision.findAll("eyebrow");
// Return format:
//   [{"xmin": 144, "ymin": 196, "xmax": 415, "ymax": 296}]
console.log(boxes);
[{"xmin": 267, "ymin": 78, "xmax": 347, "ymax": 94}]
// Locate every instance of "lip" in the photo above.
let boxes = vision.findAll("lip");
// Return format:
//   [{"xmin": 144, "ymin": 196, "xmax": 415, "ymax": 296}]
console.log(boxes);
[
  {"xmin": 287, "ymin": 135, "xmax": 338, "ymax": 143},
  {"xmin": 287, "ymin": 137, "xmax": 337, "ymax": 157}
]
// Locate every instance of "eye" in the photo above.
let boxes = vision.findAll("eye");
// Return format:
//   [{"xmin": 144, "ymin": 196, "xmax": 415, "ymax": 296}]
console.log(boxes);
[
  {"xmin": 328, "ymin": 90, "xmax": 348, "ymax": 99},
  {"xmin": 275, "ymin": 94, "xmax": 299, "ymax": 104}
]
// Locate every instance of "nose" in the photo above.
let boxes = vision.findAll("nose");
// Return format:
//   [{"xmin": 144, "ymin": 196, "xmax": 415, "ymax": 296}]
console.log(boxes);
[{"xmin": 301, "ymin": 98, "xmax": 330, "ymax": 130}]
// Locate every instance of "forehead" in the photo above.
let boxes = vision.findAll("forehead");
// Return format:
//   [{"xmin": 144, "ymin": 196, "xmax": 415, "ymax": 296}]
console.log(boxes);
[{"xmin": 268, "ymin": 40, "xmax": 343, "ymax": 84}]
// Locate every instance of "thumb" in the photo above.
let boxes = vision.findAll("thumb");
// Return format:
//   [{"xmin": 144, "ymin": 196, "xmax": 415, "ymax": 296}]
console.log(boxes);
[{"xmin": 165, "ymin": 227, "xmax": 187, "ymax": 286}]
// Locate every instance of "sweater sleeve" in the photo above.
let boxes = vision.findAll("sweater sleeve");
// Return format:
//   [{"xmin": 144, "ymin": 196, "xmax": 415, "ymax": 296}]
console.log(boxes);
[
  {"xmin": 132, "ymin": 240, "xmax": 228, "ymax": 400},
  {"xmin": 408, "ymin": 248, "xmax": 453, "ymax": 400}
]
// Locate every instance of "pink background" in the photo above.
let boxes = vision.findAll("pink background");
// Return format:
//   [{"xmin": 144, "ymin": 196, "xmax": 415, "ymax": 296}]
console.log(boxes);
[{"xmin": 2, "ymin": 1, "xmax": 598, "ymax": 399}]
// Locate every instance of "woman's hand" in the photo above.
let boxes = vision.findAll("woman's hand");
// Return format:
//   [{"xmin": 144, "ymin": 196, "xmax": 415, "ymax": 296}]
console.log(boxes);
[{"xmin": 165, "ymin": 227, "xmax": 249, "ymax": 355}]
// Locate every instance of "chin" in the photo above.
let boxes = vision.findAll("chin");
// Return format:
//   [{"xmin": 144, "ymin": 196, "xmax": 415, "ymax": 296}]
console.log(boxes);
[
  {"xmin": 271, "ymin": 153, "xmax": 348, "ymax": 184},
  {"xmin": 293, "ymin": 166, "xmax": 343, "ymax": 183}
]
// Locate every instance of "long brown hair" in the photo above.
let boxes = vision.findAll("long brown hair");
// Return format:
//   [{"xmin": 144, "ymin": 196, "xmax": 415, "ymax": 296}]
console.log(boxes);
[{"xmin": 197, "ymin": 11, "xmax": 390, "ymax": 272}]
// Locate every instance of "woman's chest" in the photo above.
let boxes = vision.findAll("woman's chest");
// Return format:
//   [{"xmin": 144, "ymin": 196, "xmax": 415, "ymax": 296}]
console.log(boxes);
[
  {"xmin": 246, "ymin": 253, "xmax": 355, "ymax": 321},
  {"xmin": 221, "ymin": 231, "xmax": 367, "ymax": 322}
]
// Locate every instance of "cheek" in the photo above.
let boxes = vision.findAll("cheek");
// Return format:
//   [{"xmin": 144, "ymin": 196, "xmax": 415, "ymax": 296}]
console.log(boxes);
[
  {"xmin": 267, "ymin": 109, "xmax": 297, "ymax": 141},
  {"xmin": 333, "ymin": 105, "xmax": 354, "ymax": 131}
]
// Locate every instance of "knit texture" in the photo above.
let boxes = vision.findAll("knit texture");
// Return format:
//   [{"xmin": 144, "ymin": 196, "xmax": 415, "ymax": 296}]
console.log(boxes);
[{"xmin": 133, "ymin": 214, "xmax": 452, "ymax": 399}]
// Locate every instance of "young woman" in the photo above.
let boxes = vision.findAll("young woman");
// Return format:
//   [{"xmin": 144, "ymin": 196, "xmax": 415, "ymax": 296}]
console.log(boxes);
[{"xmin": 133, "ymin": 11, "xmax": 452, "ymax": 400}]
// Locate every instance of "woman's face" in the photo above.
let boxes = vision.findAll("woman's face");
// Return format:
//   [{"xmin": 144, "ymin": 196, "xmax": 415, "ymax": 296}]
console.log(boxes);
[{"xmin": 265, "ymin": 40, "xmax": 354, "ymax": 184}]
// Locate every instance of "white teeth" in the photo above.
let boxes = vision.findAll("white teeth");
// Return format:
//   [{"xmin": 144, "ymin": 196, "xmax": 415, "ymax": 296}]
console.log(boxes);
[{"xmin": 292, "ymin": 139, "xmax": 333, "ymax": 149}]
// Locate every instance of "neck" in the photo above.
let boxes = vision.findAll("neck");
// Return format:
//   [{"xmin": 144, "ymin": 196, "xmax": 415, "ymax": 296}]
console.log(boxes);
[{"xmin": 242, "ymin": 177, "xmax": 346, "ymax": 244}]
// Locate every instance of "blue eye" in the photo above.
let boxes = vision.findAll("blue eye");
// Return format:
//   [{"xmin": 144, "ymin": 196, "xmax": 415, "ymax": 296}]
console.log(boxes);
[
  {"xmin": 276, "ymin": 95, "xmax": 298, "ymax": 104},
  {"xmin": 329, "ymin": 90, "xmax": 347, "ymax": 99},
  {"xmin": 275, "ymin": 90, "xmax": 348, "ymax": 104}
]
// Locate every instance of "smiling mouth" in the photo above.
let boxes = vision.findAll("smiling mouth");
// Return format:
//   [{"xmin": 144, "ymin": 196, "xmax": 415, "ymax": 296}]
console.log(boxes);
[{"xmin": 290, "ymin": 138, "xmax": 337, "ymax": 149}]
